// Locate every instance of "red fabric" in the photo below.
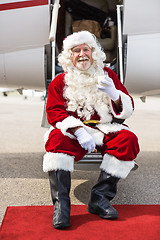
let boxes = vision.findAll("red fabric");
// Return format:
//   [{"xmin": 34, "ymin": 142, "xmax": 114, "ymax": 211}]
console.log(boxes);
[
  {"xmin": 0, "ymin": 205, "xmax": 160, "ymax": 240},
  {"xmin": 45, "ymin": 67, "xmax": 139, "ymax": 163},
  {"xmin": 101, "ymin": 129, "xmax": 140, "ymax": 161},
  {"xmin": 45, "ymin": 129, "xmax": 139, "ymax": 161},
  {"xmin": 46, "ymin": 68, "xmax": 134, "ymax": 127},
  {"xmin": 45, "ymin": 128, "xmax": 87, "ymax": 161},
  {"xmin": 46, "ymin": 72, "xmax": 69, "ymax": 127}
]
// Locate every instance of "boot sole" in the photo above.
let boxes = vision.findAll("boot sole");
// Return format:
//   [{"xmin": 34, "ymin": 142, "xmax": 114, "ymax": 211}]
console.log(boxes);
[
  {"xmin": 87, "ymin": 205, "xmax": 118, "ymax": 220},
  {"xmin": 53, "ymin": 223, "xmax": 70, "ymax": 229}
]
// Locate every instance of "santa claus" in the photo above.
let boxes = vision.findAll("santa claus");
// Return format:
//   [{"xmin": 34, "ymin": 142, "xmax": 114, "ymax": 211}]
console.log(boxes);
[{"xmin": 43, "ymin": 31, "xmax": 140, "ymax": 229}]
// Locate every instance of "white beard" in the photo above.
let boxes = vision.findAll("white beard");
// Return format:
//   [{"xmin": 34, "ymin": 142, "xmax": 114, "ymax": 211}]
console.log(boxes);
[
  {"xmin": 74, "ymin": 57, "xmax": 91, "ymax": 71},
  {"xmin": 63, "ymin": 65, "xmax": 112, "ymax": 122}
]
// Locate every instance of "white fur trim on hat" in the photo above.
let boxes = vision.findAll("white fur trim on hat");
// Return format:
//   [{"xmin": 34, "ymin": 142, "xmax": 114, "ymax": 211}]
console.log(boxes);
[
  {"xmin": 43, "ymin": 152, "xmax": 74, "ymax": 172},
  {"xmin": 63, "ymin": 31, "xmax": 97, "ymax": 50},
  {"xmin": 110, "ymin": 90, "xmax": 133, "ymax": 119},
  {"xmin": 100, "ymin": 153, "xmax": 135, "ymax": 179}
]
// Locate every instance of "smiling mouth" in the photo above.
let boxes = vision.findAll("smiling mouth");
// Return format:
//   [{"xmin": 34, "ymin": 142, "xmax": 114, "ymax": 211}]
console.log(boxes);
[{"xmin": 77, "ymin": 57, "xmax": 89, "ymax": 62}]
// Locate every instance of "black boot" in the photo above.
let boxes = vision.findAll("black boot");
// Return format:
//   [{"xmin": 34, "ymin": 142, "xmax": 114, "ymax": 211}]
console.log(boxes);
[
  {"xmin": 87, "ymin": 170, "xmax": 119, "ymax": 219},
  {"xmin": 48, "ymin": 170, "xmax": 71, "ymax": 229}
]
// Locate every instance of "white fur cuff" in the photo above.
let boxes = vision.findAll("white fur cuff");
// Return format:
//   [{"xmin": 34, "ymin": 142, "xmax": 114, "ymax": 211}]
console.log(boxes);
[
  {"xmin": 100, "ymin": 153, "xmax": 135, "ymax": 179},
  {"xmin": 110, "ymin": 90, "xmax": 133, "ymax": 119},
  {"xmin": 43, "ymin": 152, "xmax": 74, "ymax": 172},
  {"xmin": 56, "ymin": 116, "xmax": 84, "ymax": 137}
]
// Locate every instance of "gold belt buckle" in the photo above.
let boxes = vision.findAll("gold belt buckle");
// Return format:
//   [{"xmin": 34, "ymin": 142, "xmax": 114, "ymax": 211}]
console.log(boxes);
[{"xmin": 83, "ymin": 120, "xmax": 100, "ymax": 127}]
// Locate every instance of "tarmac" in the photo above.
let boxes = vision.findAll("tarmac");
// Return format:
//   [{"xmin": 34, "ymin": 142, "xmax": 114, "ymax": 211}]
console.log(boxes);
[{"xmin": 0, "ymin": 93, "xmax": 160, "ymax": 224}]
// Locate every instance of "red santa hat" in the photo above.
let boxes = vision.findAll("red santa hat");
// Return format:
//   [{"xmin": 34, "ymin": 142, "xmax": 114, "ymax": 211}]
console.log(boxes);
[{"xmin": 63, "ymin": 31, "xmax": 98, "ymax": 51}]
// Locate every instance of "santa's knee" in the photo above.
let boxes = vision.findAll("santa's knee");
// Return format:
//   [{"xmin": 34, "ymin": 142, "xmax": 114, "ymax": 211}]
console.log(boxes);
[{"xmin": 121, "ymin": 130, "xmax": 140, "ymax": 159}]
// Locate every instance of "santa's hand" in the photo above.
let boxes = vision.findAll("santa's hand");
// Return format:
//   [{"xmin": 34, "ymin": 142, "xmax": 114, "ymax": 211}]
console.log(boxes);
[
  {"xmin": 74, "ymin": 128, "xmax": 95, "ymax": 153},
  {"xmin": 97, "ymin": 72, "xmax": 119, "ymax": 101}
]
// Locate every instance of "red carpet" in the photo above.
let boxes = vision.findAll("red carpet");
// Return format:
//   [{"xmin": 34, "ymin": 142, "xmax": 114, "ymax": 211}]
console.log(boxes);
[{"xmin": 0, "ymin": 205, "xmax": 159, "ymax": 240}]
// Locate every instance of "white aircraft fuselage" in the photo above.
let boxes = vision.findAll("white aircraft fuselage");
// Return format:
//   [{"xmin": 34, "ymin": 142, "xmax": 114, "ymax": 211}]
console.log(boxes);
[{"xmin": 0, "ymin": 0, "xmax": 160, "ymax": 96}]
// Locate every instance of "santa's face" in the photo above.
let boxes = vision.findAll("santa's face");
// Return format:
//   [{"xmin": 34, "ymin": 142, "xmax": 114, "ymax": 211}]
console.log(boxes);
[{"xmin": 71, "ymin": 44, "xmax": 93, "ymax": 71}]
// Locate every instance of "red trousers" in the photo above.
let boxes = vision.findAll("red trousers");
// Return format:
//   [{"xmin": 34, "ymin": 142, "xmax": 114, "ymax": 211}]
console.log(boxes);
[{"xmin": 45, "ymin": 128, "xmax": 140, "ymax": 162}]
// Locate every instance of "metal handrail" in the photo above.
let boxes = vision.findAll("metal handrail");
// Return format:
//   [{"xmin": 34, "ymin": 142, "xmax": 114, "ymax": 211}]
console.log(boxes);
[{"xmin": 116, "ymin": 5, "xmax": 124, "ymax": 84}]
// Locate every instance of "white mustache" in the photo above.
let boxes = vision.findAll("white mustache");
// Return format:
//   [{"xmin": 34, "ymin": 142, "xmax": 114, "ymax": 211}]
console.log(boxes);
[{"xmin": 77, "ymin": 57, "xmax": 89, "ymax": 61}]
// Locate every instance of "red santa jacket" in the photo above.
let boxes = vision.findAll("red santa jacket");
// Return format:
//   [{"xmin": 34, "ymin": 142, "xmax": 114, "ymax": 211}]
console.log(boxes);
[{"xmin": 45, "ymin": 67, "xmax": 134, "ymax": 143}]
